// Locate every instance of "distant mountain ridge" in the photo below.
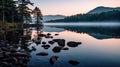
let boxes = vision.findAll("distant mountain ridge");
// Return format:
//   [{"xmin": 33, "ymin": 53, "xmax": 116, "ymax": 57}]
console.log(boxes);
[
  {"xmin": 48, "ymin": 6, "xmax": 120, "ymax": 22},
  {"xmin": 88, "ymin": 6, "xmax": 120, "ymax": 14},
  {"xmin": 43, "ymin": 15, "xmax": 66, "ymax": 22}
]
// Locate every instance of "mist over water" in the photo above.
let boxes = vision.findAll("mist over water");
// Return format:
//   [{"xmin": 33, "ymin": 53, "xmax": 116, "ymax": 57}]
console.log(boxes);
[{"xmin": 44, "ymin": 22, "xmax": 120, "ymax": 26}]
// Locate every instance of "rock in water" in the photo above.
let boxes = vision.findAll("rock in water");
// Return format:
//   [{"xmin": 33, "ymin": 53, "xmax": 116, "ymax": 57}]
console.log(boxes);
[
  {"xmin": 48, "ymin": 41, "xmax": 55, "ymax": 44},
  {"xmin": 38, "ymin": 34, "xmax": 46, "ymax": 37},
  {"xmin": 36, "ymin": 52, "xmax": 48, "ymax": 56},
  {"xmin": 42, "ymin": 42, "xmax": 46, "ymax": 44},
  {"xmin": 35, "ymin": 41, "xmax": 41, "ymax": 45},
  {"xmin": 52, "ymin": 46, "xmax": 63, "ymax": 53},
  {"xmin": 53, "ymin": 39, "xmax": 65, "ymax": 47},
  {"xmin": 67, "ymin": 41, "xmax": 81, "ymax": 47},
  {"xmin": 49, "ymin": 56, "xmax": 59, "ymax": 65},
  {"xmin": 32, "ymin": 46, "xmax": 36, "ymax": 51},
  {"xmin": 55, "ymin": 34, "xmax": 59, "ymax": 36},
  {"xmin": 68, "ymin": 60, "xmax": 79, "ymax": 65},
  {"xmin": 62, "ymin": 47, "xmax": 69, "ymax": 50},
  {"xmin": 41, "ymin": 45, "xmax": 50, "ymax": 49},
  {"xmin": 47, "ymin": 33, "xmax": 51, "ymax": 36}
]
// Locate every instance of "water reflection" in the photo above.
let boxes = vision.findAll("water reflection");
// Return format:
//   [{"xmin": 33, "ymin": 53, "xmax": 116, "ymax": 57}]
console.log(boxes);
[
  {"xmin": 0, "ymin": 24, "xmax": 120, "ymax": 67},
  {"xmin": 46, "ymin": 25, "xmax": 120, "ymax": 39}
]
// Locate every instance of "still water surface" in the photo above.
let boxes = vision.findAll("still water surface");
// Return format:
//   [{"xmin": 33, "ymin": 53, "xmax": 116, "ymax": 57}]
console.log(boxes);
[{"xmin": 27, "ymin": 22, "xmax": 120, "ymax": 67}]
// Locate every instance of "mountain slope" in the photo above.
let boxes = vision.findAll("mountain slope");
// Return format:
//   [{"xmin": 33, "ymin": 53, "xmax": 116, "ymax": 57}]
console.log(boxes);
[
  {"xmin": 43, "ymin": 15, "xmax": 66, "ymax": 22},
  {"xmin": 48, "ymin": 10, "xmax": 120, "ymax": 22},
  {"xmin": 88, "ymin": 6, "xmax": 120, "ymax": 14}
]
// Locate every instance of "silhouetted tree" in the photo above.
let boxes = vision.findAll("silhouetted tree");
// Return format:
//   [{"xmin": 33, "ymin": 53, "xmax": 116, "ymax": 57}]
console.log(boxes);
[
  {"xmin": 32, "ymin": 7, "xmax": 43, "ymax": 25},
  {"xmin": 0, "ymin": 0, "xmax": 33, "ymax": 23}
]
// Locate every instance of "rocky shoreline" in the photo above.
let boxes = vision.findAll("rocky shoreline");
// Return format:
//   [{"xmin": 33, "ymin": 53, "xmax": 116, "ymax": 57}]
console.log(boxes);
[
  {"xmin": 0, "ymin": 40, "xmax": 30, "ymax": 67},
  {"xmin": 0, "ymin": 28, "xmax": 82, "ymax": 67}
]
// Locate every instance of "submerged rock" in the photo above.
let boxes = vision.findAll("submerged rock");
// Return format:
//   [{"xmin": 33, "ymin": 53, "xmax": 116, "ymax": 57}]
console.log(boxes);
[
  {"xmin": 55, "ymin": 34, "xmax": 59, "ymax": 36},
  {"xmin": 68, "ymin": 60, "xmax": 80, "ymax": 65},
  {"xmin": 53, "ymin": 39, "xmax": 65, "ymax": 47},
  {"xmin": 67, "ymin": 41, "xmax": 81, "ymax": 47},
  {"xmin": 32, "ymin": 46, "xmax": 36, "ymax": 51},
  {"xmin": 47, "ymin": 33, "xmax": 51, "ymax": 36},
  {"xmin": 48, "ymin": 41, "xmax": 55, "ymax": 44},
  {"xmin": 52, "ymin": 46, "xmax": 63, "ymax": 53},
  {"xmin": 41, "ymin": 45, "xmax": 50, "ymax": 49},
  {"xmin": 35, "ymin": 41, "xmax": 41, "ymax": 45},
  {"xmin": 42, "ymin": 42, "xmax": 46, "ymax": 44},
  {"xmin": 62, "ymin": 47, "xmax": 69, "ymax": 50},
  {"xmin": 49, "ymin": 56, "xmax": 59, "ymax": 65},
  {"xmin": 38, "ymin": 34, "xmax": 46, "ymax": 37},
  {"xmin": 45, "ymin": 35, "xmax": 50, "ymax": 38},
  {"xmin": 50, "ymin": 36, "xmax": 53, "ymax": 38},
  {"xmin": 53, "ymin": 39, "xmax": 60, "ymax": 42},
  {"xmin": 36, "ymin": 52, "xmax": 48, "ymax": 56}
]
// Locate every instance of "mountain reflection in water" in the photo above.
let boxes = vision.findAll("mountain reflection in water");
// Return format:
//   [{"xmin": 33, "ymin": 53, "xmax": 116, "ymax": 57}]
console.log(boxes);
[{"xmin": 45, "ymin": 24, "xmax": 120, "ymax": 39}]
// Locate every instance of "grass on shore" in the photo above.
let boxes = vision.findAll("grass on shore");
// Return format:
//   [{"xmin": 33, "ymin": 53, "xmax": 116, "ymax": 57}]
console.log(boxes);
[
  {"xmin": 0, "ymin": 21, "xmax": 22, "ymax": 28},
  {"xmin": 0, "ymin": 21, "xmax": 43, "ymax": 29}
]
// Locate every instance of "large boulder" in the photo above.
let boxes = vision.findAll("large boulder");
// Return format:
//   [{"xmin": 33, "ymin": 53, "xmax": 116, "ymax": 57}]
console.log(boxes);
[{"xmin": 67, "ymin": 41, "xmax": 81, "ymax": 47}]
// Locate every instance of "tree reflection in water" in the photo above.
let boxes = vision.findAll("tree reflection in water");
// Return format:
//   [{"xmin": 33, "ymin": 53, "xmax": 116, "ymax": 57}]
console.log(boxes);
[{"xmin": 0, "ymin": 26, "xmax": 44, "ymax": 67}]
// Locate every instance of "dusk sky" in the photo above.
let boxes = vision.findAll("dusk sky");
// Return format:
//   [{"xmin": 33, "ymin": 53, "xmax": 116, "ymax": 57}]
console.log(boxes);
[{"xmin": 29, "ymin": 0, "xmax": 120, "ymax": 16}]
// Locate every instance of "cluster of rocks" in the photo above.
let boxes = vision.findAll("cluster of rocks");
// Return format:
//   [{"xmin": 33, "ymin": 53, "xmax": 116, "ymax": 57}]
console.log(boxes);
[
  {"xmin": 51, "ymin": 39, "xmax": 81, "ymax": 53},
  {"xmin": 0, "ymin": 40, "xmax": 30, "ymax": 67},
  {"xmin": 32, "ymin": 32, "xmax": 82, "ymax": 66},
  {"xmin": 38, "ymin": 33, "xmax": 53, "ymax": 39},
  {"xmin": 35, "ymin": 38, "xmax": 81, "ymax": 53},
  {"xmin": 0, "ymin": 30, "xmax": 82, "ymax": 67}
]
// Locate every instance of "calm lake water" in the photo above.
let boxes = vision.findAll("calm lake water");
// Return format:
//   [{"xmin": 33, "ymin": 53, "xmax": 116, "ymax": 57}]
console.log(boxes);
[{"xmin": 27, "ymin": 22, "xmax": 120, "ymax": 67}]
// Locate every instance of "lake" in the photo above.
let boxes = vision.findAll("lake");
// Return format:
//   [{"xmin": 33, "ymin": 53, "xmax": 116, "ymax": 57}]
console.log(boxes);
[
  {"xmin": 0, "ymin": 22, "xmax": 120, "ymax": 67},
  {"xmin": 27, "ymin": 22, "xmax": 120, "ymax": 67}
]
